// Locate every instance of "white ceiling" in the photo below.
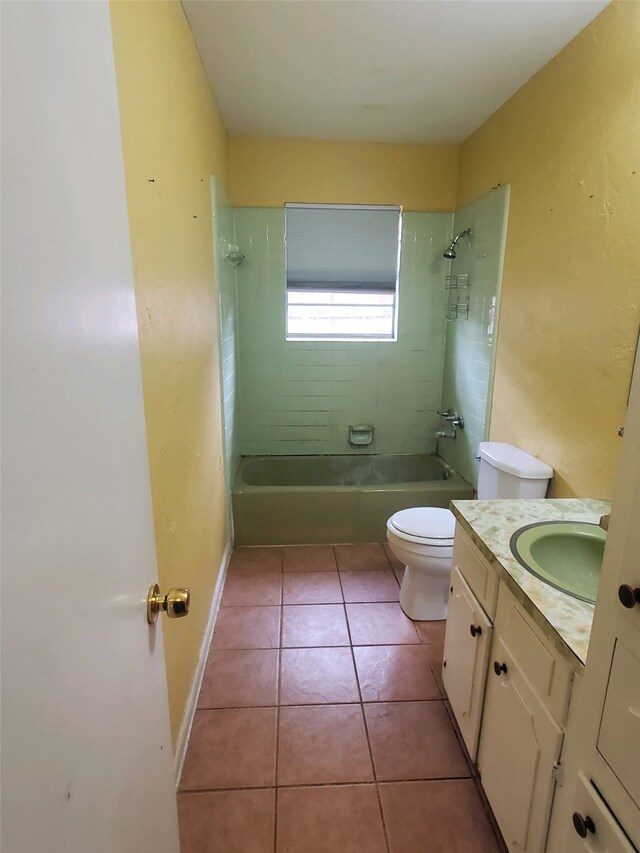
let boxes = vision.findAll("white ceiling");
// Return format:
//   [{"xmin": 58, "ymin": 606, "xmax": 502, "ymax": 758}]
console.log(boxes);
[{"xmin": 182, "ymin": 0, "xmax": 609, "ymax": 145}]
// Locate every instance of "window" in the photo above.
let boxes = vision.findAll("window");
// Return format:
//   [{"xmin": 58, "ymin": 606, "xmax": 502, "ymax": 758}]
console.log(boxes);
[{"xmin": 285, "ymin": 203, "xmax": 402, "ymax": 341}]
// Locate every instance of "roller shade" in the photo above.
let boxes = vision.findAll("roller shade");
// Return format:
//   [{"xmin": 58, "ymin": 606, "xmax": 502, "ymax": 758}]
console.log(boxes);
[{"xmin": 285, "ymin": 204, "xmax": 401, "ymax": 292}]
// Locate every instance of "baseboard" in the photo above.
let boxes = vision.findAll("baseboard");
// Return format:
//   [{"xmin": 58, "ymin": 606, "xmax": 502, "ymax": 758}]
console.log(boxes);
[{"xmin": 173, "ymin": 541, "xmax": 232, "ymax": 787}]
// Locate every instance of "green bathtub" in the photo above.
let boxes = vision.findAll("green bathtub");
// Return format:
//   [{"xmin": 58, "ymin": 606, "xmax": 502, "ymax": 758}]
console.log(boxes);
[{"xmin": 232, "ymin": 454, "xmax": 474, "ymax": 545}]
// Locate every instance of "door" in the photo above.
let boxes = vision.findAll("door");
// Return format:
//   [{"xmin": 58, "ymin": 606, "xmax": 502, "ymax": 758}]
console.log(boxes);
[
  {"xmin": 442, "ymin": 565, "xmax": 493, "ymax": 759},
  {"xmin": 1, "ymin": 3, "xmax": 179, "ymax": 852},
  {"xmin": 478, "ymin": 635, "xmax": 563, "ymax": 852}
]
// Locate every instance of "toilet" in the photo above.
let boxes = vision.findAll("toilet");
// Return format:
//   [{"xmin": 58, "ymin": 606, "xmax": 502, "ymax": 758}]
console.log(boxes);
[{"xmin": 387, "ymin": 442, "xmax": 553, "ymax": 620}]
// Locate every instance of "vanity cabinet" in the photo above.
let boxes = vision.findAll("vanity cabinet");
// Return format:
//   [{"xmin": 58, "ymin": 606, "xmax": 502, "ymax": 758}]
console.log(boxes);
[
  {"xmin": 444, "ymin": 526, "xmax": 579, "ymax": 852},
  {"xmin": 478, "ymin": 583, "xmax": 576, "ymax": 853},
  {"xmin": 442, "ymin": 525, "xmax": 498, "ymax": 759}
]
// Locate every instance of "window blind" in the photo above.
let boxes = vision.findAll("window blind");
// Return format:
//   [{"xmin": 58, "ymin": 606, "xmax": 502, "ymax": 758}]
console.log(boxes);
[{"xmin": 285, "ymin": 204, "xmax": 401, "ymax": 292}]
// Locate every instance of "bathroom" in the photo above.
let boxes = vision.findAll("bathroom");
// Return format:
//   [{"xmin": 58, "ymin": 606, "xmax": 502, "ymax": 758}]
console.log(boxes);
[
  {"xmin": 3, "ymin": 2, "xmax": 639, "ymax": 853},
  {"xmin": 168, "ymin": 0, "xmax": 639, "ymax": 847}
]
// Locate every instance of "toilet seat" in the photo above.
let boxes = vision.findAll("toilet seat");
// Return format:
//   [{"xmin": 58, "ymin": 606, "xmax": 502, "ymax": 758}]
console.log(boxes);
[{"xmin": 387, "ymin": 507, "xmax": 455, "ymax": 547}]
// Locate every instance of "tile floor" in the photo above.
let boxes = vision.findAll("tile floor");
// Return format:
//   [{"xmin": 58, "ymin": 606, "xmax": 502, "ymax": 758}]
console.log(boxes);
[{"xmin": 178, "ymin": 543, "xmax": 503, "ymax": 853}]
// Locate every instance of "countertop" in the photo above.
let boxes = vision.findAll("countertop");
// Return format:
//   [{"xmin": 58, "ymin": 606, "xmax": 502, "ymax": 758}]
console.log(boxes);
[{"xmin": 450, "ymin": 498, "xmax": 611, "ymax": 668}]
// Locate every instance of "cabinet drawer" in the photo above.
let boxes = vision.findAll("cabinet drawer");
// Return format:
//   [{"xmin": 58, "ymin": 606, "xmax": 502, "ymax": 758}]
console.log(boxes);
[
  {"xmin": 564, "ymin": 773, "xmax": 636, "ymax": 853},
  {"xmin": 451, "ymin": 525, "xmax": 499, "ymax": 620},
  {"xmin": 495, "ymin": 582, "xmax": 574, "ymax": 725}
]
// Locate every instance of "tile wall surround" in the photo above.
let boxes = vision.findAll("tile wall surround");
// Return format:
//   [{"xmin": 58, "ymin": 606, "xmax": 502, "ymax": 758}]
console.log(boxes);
[
  {"xmin": 439, "ymin": 186, "xmax": 510, "ymax": 487},
  {"xmin": 211, "ymin": 178, "xmax": 240, "ymax": 492},
  {"xmin": 233, "ymin": 208, "xmax": 454, "ymax": 457}
]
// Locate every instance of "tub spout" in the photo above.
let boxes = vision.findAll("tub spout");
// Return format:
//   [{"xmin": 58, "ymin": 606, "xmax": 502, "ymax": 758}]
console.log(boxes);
[{"xmin": 435, "ymin": 429, "xmax": 457, "ymax": 440}]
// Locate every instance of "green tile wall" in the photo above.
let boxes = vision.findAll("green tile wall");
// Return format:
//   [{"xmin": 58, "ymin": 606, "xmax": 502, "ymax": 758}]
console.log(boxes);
[
  {"xmin": 211, "ymin": 178, "xmax": 240, "ymax": 492},
  {"xmin": 438, "ymin": 186, "xmax": 510, "ymax": 487},
  {"xmin": 233, "ymin": 208, "xmax": 454, "ymax": 456}
]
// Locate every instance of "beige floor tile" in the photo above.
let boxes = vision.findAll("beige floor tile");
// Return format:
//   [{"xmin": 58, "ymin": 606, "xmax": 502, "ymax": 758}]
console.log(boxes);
[
  {"xmin": 211, "ymin": 606, "xmax": 281, "ymax": 650},
  {"xmin": 346, "ymin": 602, "xmax": 420, "ymax": 645},
  {"xmin": 340, "ymin": 569, "xmax": 400, "ymax": 603},
  {"xmin": 283, "ymin": 545, "xmax": 337, "ymax": 572},
  {"xmin": 415, "ymin": 619, "xmax": 446, "ymax": 646},
  {"xmin": 221, "ymin": 571, "xmax": 282, "ymax": 606},
  {"xmin": 276, "ymin": 785, "xmax": 387, "ymax": 853},
  {"xmin": 384, "ymin": 543, "xmax": 405, "ymax": 572},
  {"xmin": 380, "ymin": 779, "xmax": 502, "ymax": 852},
  {"xmin": 334, "ymin": 543, "xmax": 391, "ymax": 571},
  {"xmin": 282, "ymin": 571, "xmax": 343, "ymax": 604},
  {"xmin": 418, "ymin": 620, "xmax": 447, "ymax": 696},
  {"xmin": 354, "ymin": 645, "xmax": 441, "ymax": 702},
  {"xmin": 180, "ymin": 708, "xmax": 277, "ymax": 790},
  {"xmin": 178, "ymin": 789, "xmax": 275, "ymax": 853},
  {"xmin": 278, "ymin": 704, "xmax": 373, "ymax": 785},
  {"xmin": 364, "ymin": 700, "xmax": 471, "ymax": 781},
  {"xmin": 229, "ymin": 547, "xmax": 283, "ymax": 572},
  {"xmin": 282, "ymin": 604, "xmax": 350, "ymax": 647},
  {"xmin": 280, "ymin": 647, "xmax": 360, "ymax": 705},
  {"xmin": 198, "ymin": 649, "xmax": 279, "ymax": 709}
]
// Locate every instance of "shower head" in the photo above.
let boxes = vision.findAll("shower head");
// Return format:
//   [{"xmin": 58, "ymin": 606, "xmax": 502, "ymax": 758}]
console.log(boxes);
[
  {"xmin": 443, "ymin": 228, "xmax": 471, "ymax": 259},
  {"xmin": 222, "ymin": 241, "xmax": 246, "ymax": 267}
]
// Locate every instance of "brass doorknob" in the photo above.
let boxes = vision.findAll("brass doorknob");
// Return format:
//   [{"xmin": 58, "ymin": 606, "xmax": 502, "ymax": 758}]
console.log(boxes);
[{"xmin": 147, "ymin": 584, "xmax": 191, "ymax": 624}]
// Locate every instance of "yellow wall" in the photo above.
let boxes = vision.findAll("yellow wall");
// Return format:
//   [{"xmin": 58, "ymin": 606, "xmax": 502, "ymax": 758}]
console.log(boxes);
[
  {"xmin": 458, "ymin": 0, "xmax": 640, "ymax": 497},
  {"xmin": 110, "ymin": 0, "xmax": 229, "ymax": 745},
  {"xmin": 229, "ymin": 137, "xmax": 459, "ymax": 210}
]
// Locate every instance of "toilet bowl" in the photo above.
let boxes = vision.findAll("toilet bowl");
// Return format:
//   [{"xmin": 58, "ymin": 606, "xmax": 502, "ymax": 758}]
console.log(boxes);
[
  {"xmin": 386, "ymin": 507, "xmax": 455, "ymax": 621},
  {"xmin": 387, "ymin": 443, "xmax": 553, "ymax": 622}
]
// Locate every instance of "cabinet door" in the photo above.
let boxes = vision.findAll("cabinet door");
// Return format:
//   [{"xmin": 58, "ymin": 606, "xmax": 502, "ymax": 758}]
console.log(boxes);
[
  {"xmin": 443, "ymin": 565, "xmax": 493, "ymax": 760},
  {"xmin": 597, "ymin": 640, "xmax": 640, "ymax": 812},
  {"xmin": 478, "ymin": 635, "xmax": 564, "ymax": 852},
  {"xmin": 564, "ymin": 773, "xmax": 636, "ymax": 853}
]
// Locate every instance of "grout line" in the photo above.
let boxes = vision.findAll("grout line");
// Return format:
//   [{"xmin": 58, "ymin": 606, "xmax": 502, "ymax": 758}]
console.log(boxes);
[
  {"xmin": 178, "ymin": 772, "xmax": 479, "ymax": 796},
  {"xmin": 336, "ymin": 557, "xmax": 392, "ymax": 853},
  {"xmin": 273, "ymin": 597, "xmax": 284, "ymax": 853},
  {"xmin": 196, "ymin": 695, "xmax": 450, "ymax": 712},
  {"xmin": 376, "ymin": 782, "xmax": 392, "ymax": 853}
]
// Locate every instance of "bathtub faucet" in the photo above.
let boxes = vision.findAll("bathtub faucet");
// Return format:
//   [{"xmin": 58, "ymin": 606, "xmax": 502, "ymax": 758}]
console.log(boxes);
[
  {"xmin": 437, "ymin": 408, "xmax": 465, "ymax": 429},
  {"xmin": 435, "ymin": 429, "xmax": 457, "ymax": 440}
]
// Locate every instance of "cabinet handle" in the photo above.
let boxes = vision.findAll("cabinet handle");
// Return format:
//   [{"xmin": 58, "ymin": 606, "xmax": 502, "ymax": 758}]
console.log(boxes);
[
  {"xmin": 618, "ymin": 584, "xmax": 640, "ymax": 609},
  {"xmin": 470, "ymin": 624, "xmax": 482, "ymax": 637},
  {"xmin": 572, "ymin": 812, "xmax": 595, "ymax": 838},
  {"xmin": 493, "ymin": 661, "xmax": 508, "ymax": 676}
]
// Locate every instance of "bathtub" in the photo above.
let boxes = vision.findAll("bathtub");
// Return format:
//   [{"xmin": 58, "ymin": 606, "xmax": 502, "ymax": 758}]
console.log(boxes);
[{"xmin": 232, "ymin": 454, "xmax": 474, "ymax": 545}]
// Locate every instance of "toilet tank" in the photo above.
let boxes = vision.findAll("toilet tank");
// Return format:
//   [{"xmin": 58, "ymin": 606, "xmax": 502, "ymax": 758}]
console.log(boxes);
[{"xmin": 477, "ymin": 442, "xmax": 553, "ymax": 500}]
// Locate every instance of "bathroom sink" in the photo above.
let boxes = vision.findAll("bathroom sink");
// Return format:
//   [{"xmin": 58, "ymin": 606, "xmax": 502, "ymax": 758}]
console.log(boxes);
[{"xmin": 509, "ymin": 521, "xmax": 606, "ymax": 603}]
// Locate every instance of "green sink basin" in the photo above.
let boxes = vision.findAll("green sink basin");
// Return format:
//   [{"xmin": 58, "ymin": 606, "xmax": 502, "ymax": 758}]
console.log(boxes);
[{"xmin": 509, "ymin": 521, "xmax": 606, "ymax": 603}]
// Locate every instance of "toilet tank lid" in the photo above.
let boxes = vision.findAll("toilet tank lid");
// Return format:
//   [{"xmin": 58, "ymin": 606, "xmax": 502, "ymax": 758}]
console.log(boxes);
[{"xmin": 478, "ymin": 442, "xmax": 553, "ymax": 479}]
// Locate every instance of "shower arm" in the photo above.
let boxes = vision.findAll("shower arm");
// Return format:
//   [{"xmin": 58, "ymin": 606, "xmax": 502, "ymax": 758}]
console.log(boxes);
[{"xmin": 451, "ymin": 228, "xmax": 471, "ymax": 246}]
